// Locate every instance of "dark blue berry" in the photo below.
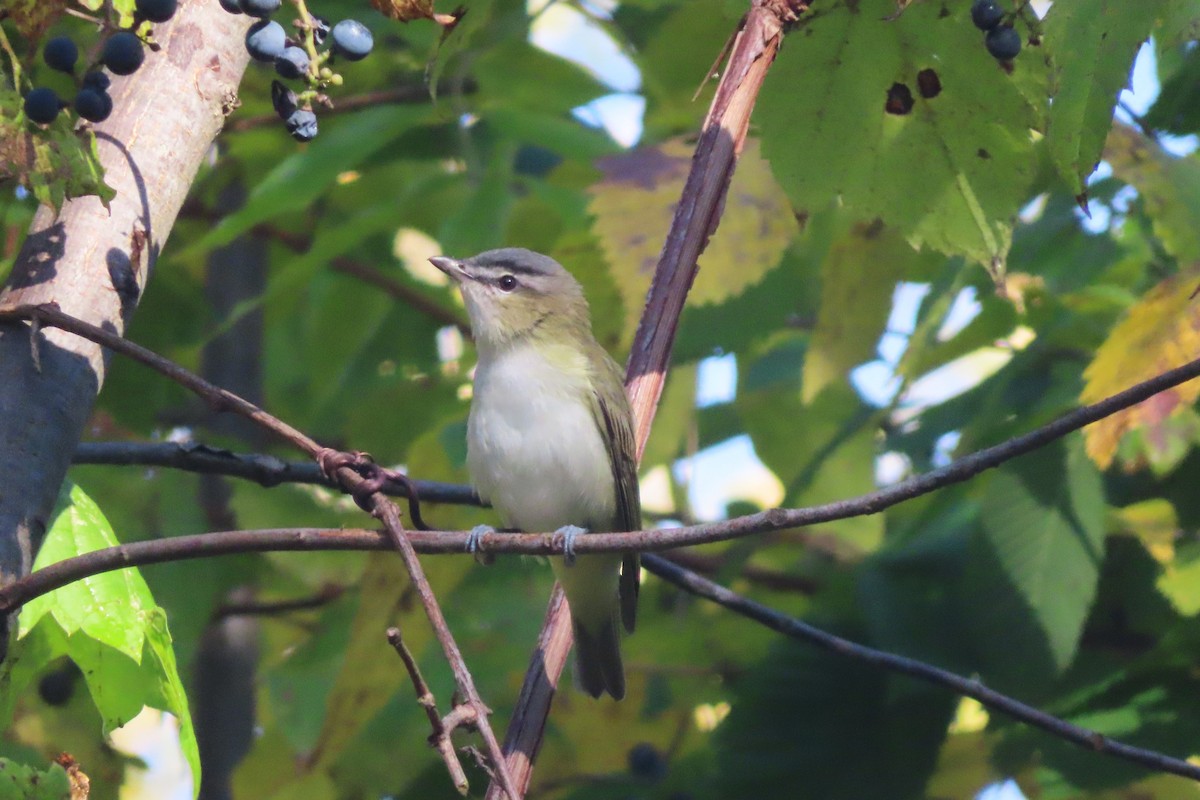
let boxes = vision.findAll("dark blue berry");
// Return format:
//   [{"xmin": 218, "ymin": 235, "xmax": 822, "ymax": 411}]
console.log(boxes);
[
  {"xmin": 43, "ymin": 37, "xmax": 78, "ymax": 73},
  {"xmin": 239, "ymin": 0, "xmax": 281, "ymax": 18},
  {"xmin": 102, "ymin": 32, "xmax": 145, "ymax": 75},
  {"xmin": 245, "ymin": 20, "xmax": 287, "ymax": 62},
  {"xmin": 271, "ymin": 80, "xmax": 298, "ymax": 119},
  {"xmin": 971, "ymin": 0, "xmax": 1005, "ymax": 31},
  {"xmin": 75, "ymin": 88, "xmax": 114, "ymax": 122},
  {"xmin": 985, "ymin": 25, "xmax": 1022, "ymax": 60},
  {"xmin": 135, "ymin": 0, "xmax": 177, "ymax": 22},
  {"xmin": 628, "ymin": 743, "xmax": 667, "ymax": 781},
  {"xmin": 24, "ymin": 88, "xmax": 62, "ymax": 124},
  {"xmin": 275, "ymin": 46, "xmax": 309, "ymax": 79},
  {"xmin": 82, "ymin": 70, "xmax": 111, "ymax": 91},
  {"xmin": 330, "ymin": 19, "xmax": 373, "ymax": 61},
  {"xmin": 218, "ymin": 0, "xmax": 242, "ymax": 13},
  {"xmin": 285, "ymin": 108, "xmax": 318, "ymax": 141}
]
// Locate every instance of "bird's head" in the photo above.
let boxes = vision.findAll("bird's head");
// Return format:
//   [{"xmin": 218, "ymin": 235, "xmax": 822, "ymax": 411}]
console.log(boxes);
[{"xmin": 430, "ymin": 248, "xmax": 590, "ymax": 349}]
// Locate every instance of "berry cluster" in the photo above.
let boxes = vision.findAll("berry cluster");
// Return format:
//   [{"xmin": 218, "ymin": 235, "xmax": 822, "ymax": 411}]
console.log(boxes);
[
  {"xmin": 22, "ymin": 0, "xmax": 177, "ymax": 126},
  {"xmin": 218, "ymin": 1, "xmax": 375, "ymax": 142},
  {"xmin": 971, "ymin": 0, "xmax": 1021, "ymax": 62}
]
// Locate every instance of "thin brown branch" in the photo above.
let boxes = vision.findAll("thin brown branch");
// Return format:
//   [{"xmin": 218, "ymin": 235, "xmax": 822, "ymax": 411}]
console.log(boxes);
[
  {"xmin": 246, "ymin": 222, "xmax": 469, "ymax": 334},
  {"xmin": 490, "ymin": 3, "xmax": 807, "ymax": 793},
  {"xmin": 6, "ymin": 251, "xmax": 1200, "ymax": 785},
  {"xmin": 371, "ymin": 500, "xmax": 521, "ymax": 800},
  {"xmin": 0, "ymin": 302, "xmax": 518, "ymax": 800},
  {"xmin": 226, "ymin": 84, "xmax": 436, "ymax": 132},
  {"xmin": 173, "ymin": 208, "xmax": 470, "ymax": 334},
  {"xmin": 327, "ymin": 257, "xmax": 470, "ymax": 336},
  {"xmin": 73, "ymin": 441, "xmax": 483, "ymax": 506},
  {"xmin": 4, "ymin": 523, "xmax": 1198, "ymax": 782},
  {"xmin": 387, "ymin": 626, "xmax": 470, "ymax": 795},
  {"xmin": 641, "ymin": 554, "xmax": 1200, "ymax": 783},
  {"xmin": 215, "ymin": 586, "xmax": 344, "ymax": 618},
  {"xmin": 660, "ymin": 549, "xmax": 819, "ymax": 594},
  {"xmin": 7, "ymin": 295, "xmax": 1198, "ymax": 580}
]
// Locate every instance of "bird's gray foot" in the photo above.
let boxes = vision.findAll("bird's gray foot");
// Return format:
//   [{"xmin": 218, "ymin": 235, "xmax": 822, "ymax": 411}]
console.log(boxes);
[
  {"xmin": 467, "ymin": 524, "xmax": 496, "ymax": 565},
  {"xmin": 553, "ymin": 525, "xmax": 588, "ymax": 567}
]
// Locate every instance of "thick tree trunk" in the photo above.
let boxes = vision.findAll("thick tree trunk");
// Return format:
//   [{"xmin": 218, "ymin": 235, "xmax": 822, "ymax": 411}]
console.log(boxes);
[{"xmin": 0, "ymin": 2, "xmax": 252, "ymax": 594}]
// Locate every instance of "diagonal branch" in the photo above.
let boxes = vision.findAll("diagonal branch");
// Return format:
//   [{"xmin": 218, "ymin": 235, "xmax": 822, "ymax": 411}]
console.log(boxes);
[
  {"xmin": 73, "ymin": 441, "xmax": 482, "ymax": 506},
  {"xmin": 0, "ymin": 302, "xmax": 519, "ymax": 800},
  {"xmin": 4, "ymin": 524, "xmax": 1197, "ymax": 781},
  {"xmin": 486, "ymin": 3, "xmax": 807, "ymax": 793},
  {"xmin": 640, "ymin": 554, "xmax": 1200, "ymax": 783}
]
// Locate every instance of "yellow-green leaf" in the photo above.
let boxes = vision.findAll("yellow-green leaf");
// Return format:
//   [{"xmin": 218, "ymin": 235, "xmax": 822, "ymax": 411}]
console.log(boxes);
[
  {"xmin": 589, "ymin": 138, "xmax": 798, "ymax": 347},
  {"xmin": 1080, "ymin": 271, "xmax": 1200, "ymax": 469}
]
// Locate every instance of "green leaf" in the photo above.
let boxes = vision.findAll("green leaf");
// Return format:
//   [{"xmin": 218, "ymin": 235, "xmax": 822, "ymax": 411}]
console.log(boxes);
[
  {"xmin": 0, "ymin": 93, "xmax": 114, "ymax": 210},
  {"xmin": 1044, "ymin": 0, "xmax": 1169, "ymax": 195},
  {"xmin": 15, "ymin": 483, "xmax": 200, "ymax": 796},
  {"xmin": 21, "ymin": 484, "xmax": 155, "ymax": 659},
  {"xmin": 963, "ymin": 437, "xmax": 1105, "ymax": 694},
  {"xmin": 802, "ymin": 222, "xmax": 939, "ymax": 402},
  {"xmin": 590, "ymin": 138, "xmax": 799, "ymax": 347},
  {"xmin": 0, "ymin": 758, "xmax": 72, "ymax": 800},
  {"xmin": 182, "ymin": 106, "xmax": 427, "ymax": 256},
  {"xmin": 1154, "ymin": 0, "xmax": 1200, "ymax": 49},
  {"xmin": 759, "ymin": 0, "xmax": 1047, "ymax": 268},
  {"xmin": 716, "ymin": 637, "xmax": 955, "ymax": 800},
  {"xmin": 1143, "ymin": 45, "xmax": 1200, "ymax": 135},
  {"xmin": 474, "ymin": 41, "xmax": 609, "ymax": 113},
  {"xmin": 1104, "ymin": 124, "xmax": 1200, "ymax": 263}
]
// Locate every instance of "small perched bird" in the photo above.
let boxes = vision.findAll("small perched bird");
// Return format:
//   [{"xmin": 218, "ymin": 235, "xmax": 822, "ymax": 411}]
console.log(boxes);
[{"xmin": 430, "ymin": 248, "xmax": 640, "ymax": 700}]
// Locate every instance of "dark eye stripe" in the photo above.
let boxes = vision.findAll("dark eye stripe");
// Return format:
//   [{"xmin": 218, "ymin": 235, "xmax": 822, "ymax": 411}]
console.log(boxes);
[{"xmin": 474, "ymin": 259, "xmax": 543, "ymax": 276}]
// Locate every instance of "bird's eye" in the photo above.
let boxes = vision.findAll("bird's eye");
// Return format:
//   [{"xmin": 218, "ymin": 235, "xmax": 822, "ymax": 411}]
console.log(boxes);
[{"xmin": 498, "ymin": 275, "xmax": 518, "ymax": 292}]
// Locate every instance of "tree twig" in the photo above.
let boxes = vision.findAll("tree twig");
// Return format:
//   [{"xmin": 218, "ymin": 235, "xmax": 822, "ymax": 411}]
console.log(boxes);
[
  {"xmin": 226, "ymin": 84, "xmax": 443, "ymax": 132},
  {"xmin": 641, "ymin": 554, "xmax": 1200, "ymax": 783},
  {"xmin": 485, "ymin": 3, "xmax": 810, "ymax": 792},
  {"xmin": 73, "ymin": 441, "xmax": 482, "ymax": 506},
  {"xmin": 4, "ymin": 523, "xmax": 1197, "ymax": 782},
  {"xmin": 387, "ymin": 626, "xmax": 470, "ymax": 795},
  {"xmin": 0, "ymin": 301, "xmax": 519, "ymax": 800},
  {"xmin": 215, "ymin": 586, "xmax": 344, "ymax": 619}
]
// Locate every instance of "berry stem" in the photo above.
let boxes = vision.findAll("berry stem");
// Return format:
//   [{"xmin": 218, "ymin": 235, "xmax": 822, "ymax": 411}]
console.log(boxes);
[
  {"xmin": 0, "ymin": 25, "xmax": 22, "ymax": 91},
  {"xmin": 63, "ymin": 8, "xmax": 106, "ymax": 25},
  {"xmin": 289, "ymin": 0, "xmax": 323, "ymax": 82}
]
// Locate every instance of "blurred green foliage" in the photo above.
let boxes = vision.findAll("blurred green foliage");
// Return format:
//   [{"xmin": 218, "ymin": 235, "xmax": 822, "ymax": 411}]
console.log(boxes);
[{"xmin": 5, "ymin": 0, "xmax": 1200, "ymax": 798}]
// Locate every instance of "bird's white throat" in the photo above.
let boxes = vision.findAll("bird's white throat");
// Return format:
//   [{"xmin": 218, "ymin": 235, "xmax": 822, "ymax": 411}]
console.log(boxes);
[{"xmin": 466, "ymin": 340, "xmax": 616, "ymax": 534}]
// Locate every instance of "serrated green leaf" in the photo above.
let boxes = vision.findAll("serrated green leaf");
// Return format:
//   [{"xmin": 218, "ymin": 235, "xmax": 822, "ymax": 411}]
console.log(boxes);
[
  {"xmin": 964, "ymin": 437, "xmax": 1105, "ymax": 693},
  {"xmin": 1104, "ymin": 123, "xmax": 1200, "ymax": 264},
  {"xmin": 759, "ymin": 0, "xmax": 1047, "ymax": 268},
  {"xmin": 16, "ymin": 483, "xmax": 199, "ymax": 796},
  {"xmin": 1044, "ymin": 0, "xmax": 1169, "ymax": 195},
  {"xmin": 20, "ymin": 484, "xmax": 154, "ymax": 660},
  {"xmin": 590, "ymin": 138, "xmax": 798, "ymax": 347},
  {"xmin": 716, "ymin": 637, "xmax": 954, "ymax": 800}
]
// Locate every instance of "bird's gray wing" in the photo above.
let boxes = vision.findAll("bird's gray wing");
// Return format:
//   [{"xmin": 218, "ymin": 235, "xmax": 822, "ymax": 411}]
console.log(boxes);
[{"xmin": 589, "ymin": 352, "xmax": 642, "ymax": 634}]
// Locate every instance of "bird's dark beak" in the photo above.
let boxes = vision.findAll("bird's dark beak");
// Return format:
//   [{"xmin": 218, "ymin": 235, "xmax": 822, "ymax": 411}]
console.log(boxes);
[{"xmin": 429, "ymin": 256, "xmax": 467, "ymax": 281}]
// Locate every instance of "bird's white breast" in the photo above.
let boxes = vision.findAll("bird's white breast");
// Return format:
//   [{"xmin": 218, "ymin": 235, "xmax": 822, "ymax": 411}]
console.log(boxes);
[{"xmin": 467, "ymin": 342, "xmax": 616, "ymax": 533}]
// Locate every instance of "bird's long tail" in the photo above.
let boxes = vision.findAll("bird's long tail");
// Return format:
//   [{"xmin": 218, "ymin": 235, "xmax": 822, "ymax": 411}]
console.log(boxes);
[
  {"xmin": 554, "ymin": 553, "xmax": 626, "ymax": 700},
  {"xmin": 572, "ymin": 613, "xmax": 625, "ymax": 700}
]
